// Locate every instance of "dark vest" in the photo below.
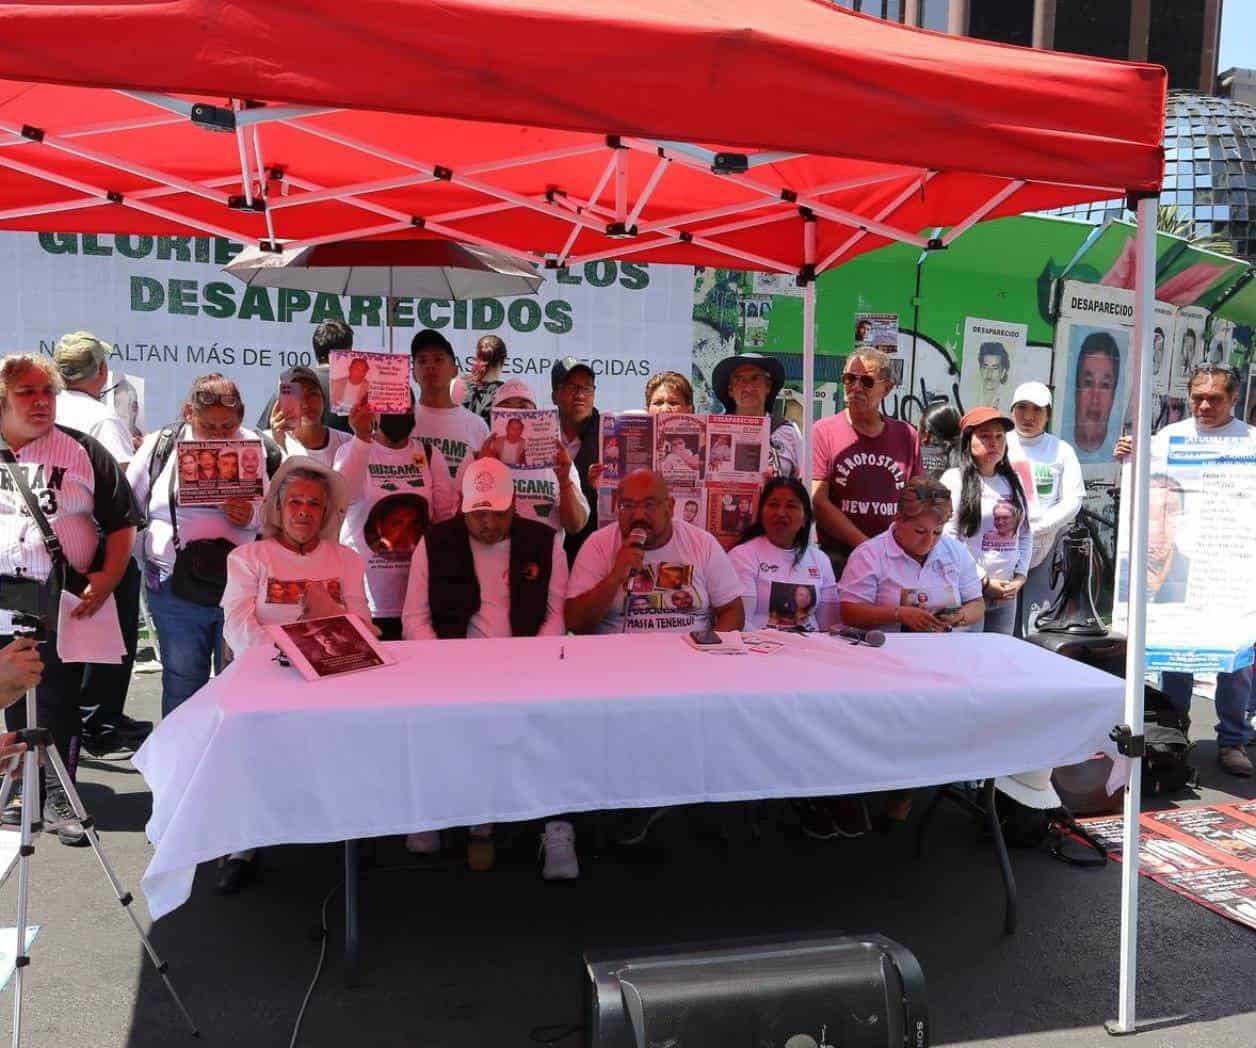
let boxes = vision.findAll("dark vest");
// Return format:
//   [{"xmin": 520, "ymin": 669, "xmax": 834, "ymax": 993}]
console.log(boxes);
[{"xmin": 427, "ymin": 515, "xmax": 555, "ymax": 639}]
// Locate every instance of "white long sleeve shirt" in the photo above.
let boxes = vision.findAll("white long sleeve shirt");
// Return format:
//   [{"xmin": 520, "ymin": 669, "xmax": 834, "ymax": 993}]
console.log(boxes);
[
  {"xmin": 222, "ymin": 538, "xmax": 372, "ymax": 653},
  {"xmin": 1006, "ymin": 430, "xmax": 1085, "ymax": 568}
]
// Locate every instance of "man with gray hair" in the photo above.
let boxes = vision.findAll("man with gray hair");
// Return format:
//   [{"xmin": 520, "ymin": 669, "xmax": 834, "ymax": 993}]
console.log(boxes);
[
  {"xmin": 52, "ymin": 331, "xmax": 149, "ymax": 754},
  {"xmin": 53, "ymin": 331, "xmax": 135, "ymax": 468}
]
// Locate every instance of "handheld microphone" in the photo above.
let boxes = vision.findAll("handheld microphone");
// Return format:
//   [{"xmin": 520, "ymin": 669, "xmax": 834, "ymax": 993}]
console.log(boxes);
[
  {"xmin": 627, "ymin": 527, "xmax": 648, "ymax": 549},
  {"xmin": 831, "ymin": 625, "xmax": 886, "ymax": 648}
]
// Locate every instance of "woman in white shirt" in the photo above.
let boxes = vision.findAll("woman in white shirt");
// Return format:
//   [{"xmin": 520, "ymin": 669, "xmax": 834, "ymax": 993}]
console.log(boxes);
[
  {"xmin": 728, "ymin": 477, "xmax": 838, "ymax": 631},
  {"xmin": 266, "ymin": 365, "xmax": 356, "ymax": 468},
  {"xmin": 1004, "ymin": 382, "xmax": 1084, "ymax": 636},
  {"xmin": 127, "ymin": 374, "xmax": 268, "ymax": 717},
  {"xmin": 216, "ymin": 457, "xmax": 371, "ymax": 894},
  {"xmin": 940, "ymin": 407, "xmax": 1031, "ymax": 635}
]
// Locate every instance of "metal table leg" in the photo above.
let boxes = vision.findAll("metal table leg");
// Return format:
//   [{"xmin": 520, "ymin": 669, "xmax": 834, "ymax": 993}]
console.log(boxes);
[
  {"xmin": 344, "ymin": 839, "xmax": 360, "ymax": 988},
  {"xmin": 982, "ymin": 778, "xmax": 1018, "ymax": 936}
]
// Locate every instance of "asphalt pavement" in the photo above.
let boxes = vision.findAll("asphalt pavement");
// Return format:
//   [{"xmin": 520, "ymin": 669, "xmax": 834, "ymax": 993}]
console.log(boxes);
[{"xmin": 1, "ymin": 675, "xmax": 1253, "ymax": 1048}]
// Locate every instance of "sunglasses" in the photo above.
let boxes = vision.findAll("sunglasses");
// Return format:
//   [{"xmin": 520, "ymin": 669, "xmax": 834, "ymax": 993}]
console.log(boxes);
[
  {"xmin": 841, "ymin": 373, "xmax": 878, "ymax": 390},
  {"xmin": 192, "ymin": 390, "xmax": 242, "ymax": 409}
]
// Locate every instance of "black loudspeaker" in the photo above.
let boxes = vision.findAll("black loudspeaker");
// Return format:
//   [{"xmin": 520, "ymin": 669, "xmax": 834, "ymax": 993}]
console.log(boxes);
[{"xmin": 584, "ymin": 934, "xmax": 927, "ymax": 1048}]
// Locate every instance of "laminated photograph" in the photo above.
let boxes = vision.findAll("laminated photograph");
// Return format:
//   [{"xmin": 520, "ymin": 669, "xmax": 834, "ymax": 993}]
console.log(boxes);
[
  {"xmin": 705, "ymin": 482, "xmax": 760, "ymax": 551},
  {"xmin": 490, "ymin": 407, "xmax": 558, "ymax": 470},
  {"xmin": 654, "ymin": 413, "xmax": 706, "ymax": 487},
  {"xmin": 277, "ymin": 380, "xmax": 302, "ymax": 425},
  {"xmin": 671, "ymin": 486, "xmax": 706, "ymax": 530},
  {"xmin": 328, "ymin": 350, "xmax": 411, "ymax": 414},
  {"xmin": 268, "ymin": 614, "xmax": 393, "ymax": 682},
  {"xmin": 598, "ymin": 413, "xmax": 655, "ymax": 485},
  {"xmin": 705, "ymin": 414, "xmax": 768, "ymax": 483},
  {"xmin": 175, "ymin": 439, "xmax": 265, "ymax": 506},
  {"xmin": 853, "ymin": 312, "xmax": 899, "ymax": 354}
]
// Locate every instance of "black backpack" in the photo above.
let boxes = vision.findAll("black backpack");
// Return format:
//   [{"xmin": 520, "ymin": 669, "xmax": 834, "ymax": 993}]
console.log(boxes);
[{"xmin": 1141, "ymin": 685, "xmax": 1196, "ymax": 797}]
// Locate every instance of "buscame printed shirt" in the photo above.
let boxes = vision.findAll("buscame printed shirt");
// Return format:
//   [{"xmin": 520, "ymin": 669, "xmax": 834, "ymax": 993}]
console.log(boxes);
[{"xmin": 0, "ymin": 424, "xmax": 139, "ymax": 584}]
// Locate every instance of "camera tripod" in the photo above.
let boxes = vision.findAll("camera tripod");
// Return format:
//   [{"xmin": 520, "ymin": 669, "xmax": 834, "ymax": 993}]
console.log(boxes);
[{"xmin": 0, "ymin": 689, "xmax": 198, "ymax": 1045}]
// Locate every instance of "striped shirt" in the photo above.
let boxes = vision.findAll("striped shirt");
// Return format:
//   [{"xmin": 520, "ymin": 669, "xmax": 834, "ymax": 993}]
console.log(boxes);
[{"xmin": 0, "ymin": 424, "xmax": 139, "ymax": 582}]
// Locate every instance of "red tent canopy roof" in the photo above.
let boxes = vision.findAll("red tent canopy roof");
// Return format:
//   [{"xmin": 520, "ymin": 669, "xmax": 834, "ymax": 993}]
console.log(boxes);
[{"xmin": 0, "ymin": 0, "xmax": 1166, "ymax": 274}]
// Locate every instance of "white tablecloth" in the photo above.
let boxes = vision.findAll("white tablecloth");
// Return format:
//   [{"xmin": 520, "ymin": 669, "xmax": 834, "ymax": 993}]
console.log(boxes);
[{"xmin": 133, "ymin": 632, "xmax": 1126, "ymax": 919}]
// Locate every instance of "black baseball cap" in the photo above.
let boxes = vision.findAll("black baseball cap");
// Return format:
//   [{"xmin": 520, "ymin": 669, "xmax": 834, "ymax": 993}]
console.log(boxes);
[
  {"xmin": 551, "ymin": 356, "xmax": 595, "ymax": 391},
  {"xmin": 410, "ymin": 328, "xmax": 456, "ymax": 362}
]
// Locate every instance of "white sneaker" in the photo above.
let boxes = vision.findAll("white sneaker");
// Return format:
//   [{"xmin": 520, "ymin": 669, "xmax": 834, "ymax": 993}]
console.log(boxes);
[
  {"xmin": 539, "ymin": 820, "xmax": 579, "ymax": 881},
  {"xmin": 405, "ymin": 830, "xmax": 441, "ymax": 854}
]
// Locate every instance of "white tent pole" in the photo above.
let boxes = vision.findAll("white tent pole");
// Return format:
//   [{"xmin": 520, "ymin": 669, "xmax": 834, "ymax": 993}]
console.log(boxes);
[
  {"xmin": 801, "ymin": 215, "xmax": 817, "ymax": 490},
  {"xmin": 1109, "ymin": 192, "xmax": 1158, "ymax": 1037}
]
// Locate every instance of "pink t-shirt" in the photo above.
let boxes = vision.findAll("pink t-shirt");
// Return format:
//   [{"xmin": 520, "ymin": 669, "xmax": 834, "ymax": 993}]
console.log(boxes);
[{"xmin": 811, "ymin": 412, "xmax": 922, "ymax": 555}]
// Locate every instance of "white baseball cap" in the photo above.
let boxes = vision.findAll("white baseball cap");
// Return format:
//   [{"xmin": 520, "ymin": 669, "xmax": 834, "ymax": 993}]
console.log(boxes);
[
  {"xmin": 492, "ymin": 378, "xmax": 537, "ymax": 408},
  {"xmin": 1010, "ymin": 381, "xmax": 1052, "ymax": 408},
  {"xmin": 462, "ymin": 456, "xmax": 514, "ymax": 512}
]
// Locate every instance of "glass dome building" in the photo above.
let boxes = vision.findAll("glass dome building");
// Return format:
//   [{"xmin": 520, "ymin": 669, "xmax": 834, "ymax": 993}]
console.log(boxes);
[{"xmin": 1053, "ymin": 91, "xmax": 1256, "ymax": 263}]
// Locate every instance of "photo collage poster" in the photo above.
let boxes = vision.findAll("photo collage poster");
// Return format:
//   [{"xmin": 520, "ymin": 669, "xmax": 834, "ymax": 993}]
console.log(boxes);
[
  {"xmin": 1112, "ymin": 434, "xmax": 1256, "ymax": 673},
  {"xmin": 174, "ymin": 439, "xmax": 265, "ymax": 506},
  {"xmin": 598, "ymin": 412, "xmax": 769, "ymax": 549}
]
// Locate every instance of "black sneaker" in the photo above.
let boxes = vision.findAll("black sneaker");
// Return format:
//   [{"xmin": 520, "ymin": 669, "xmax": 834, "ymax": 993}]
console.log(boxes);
[
  {"xmin": 115, "ymin": 714, "xmax": 154, "ymax": 741},
  {"xmin": 81, "ymin": 729, "xmax": 130, "ymax": 758},
  {"xmin": 611, "ymin": 806, "xmax": 671, "ymax": 846},
  {"xmin": 798, "ymin": 799, "xmax": 839, "ymax": 840},
  {"xmin": 43, "ymin": 790, "xmax": 88, "ymax": 847}
]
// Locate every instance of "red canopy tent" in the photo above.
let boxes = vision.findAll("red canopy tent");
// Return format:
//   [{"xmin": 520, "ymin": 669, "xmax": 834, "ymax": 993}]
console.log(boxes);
[{"xmin": 0, "ymin": 0, "xmax": 1168, "ymax": 1036}]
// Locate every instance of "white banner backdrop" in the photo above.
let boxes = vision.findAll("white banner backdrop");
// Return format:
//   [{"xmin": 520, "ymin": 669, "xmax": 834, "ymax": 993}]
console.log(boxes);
[{"xmin": 0, "ymin": 233, "xmax": 696, "ymax": 429}]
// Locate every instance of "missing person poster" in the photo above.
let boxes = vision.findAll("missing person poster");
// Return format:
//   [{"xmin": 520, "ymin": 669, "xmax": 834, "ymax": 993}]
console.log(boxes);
[
  {"xmin": 705, "ymin": 415, "xmax": 769, "ymax": 483},
  {"xmin": 1168, "ymin": 307, "xmax": 1208, "ymax": 398},
  {"xmin": 672, "ymin": 486, "xmax": 707, "ymax": 530},
  {"xmin": 655, "ymin": 414, "xmax": 706, "ymax": 487},
  {"xmin": 490, "ymin": 407, "xmax": 558, "ymax": 470},
  {"xmin": 598, "ymin": 413, "xmax": 654, "ymax": 485},
  {"xmin": 268, "ymin": 614, "xmax": 393, "ymax": 681},
  {"xmin": 1152, "ymin": 301, "xmax": 1179, "ymax": 396},
  {"xmin": 705, "ymin": 483, "xmax": 760, "ymax": 551},
  {"xmin": 854, "ymin": 312, "xmax": 898, "ymax": 354},
  {"xmin": 175, "ymin": 439, "xmax": 265, "ymax": 506},
  {"xmin": 1052, "ymin": 283, "xmax": 1133, "ymax": 466},
  {"xmin": 1113, "ymin": 434, "xmax": 1256, "ymax": 673},
  {"xmin": 959, "ymin": 317, "xmax": 1030, "ymax": 412},
  {"xmin": 328, "ymin": 350, "xmax": 410, "ymax": 414}
]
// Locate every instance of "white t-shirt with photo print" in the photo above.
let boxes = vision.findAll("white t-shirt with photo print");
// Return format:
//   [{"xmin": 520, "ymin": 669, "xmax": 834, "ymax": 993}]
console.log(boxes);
[
  {"xmin": 940, "ymin": 468, "xmax": 1031, "ymax": 582},
  {"xmin": 222, "ymin": 537, "xmax": 371, "ymax": 653},
  {"xmin": 567, "ymin": 518, "xmax": 743, "ymax": 634},
  {"xmin": 727, "ymin": 536, "xmax": 838, "ymax": 631}
]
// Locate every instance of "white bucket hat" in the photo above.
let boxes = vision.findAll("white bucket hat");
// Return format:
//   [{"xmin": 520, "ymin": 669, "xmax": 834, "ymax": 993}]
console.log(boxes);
[
  {"xmin": 995, "ymin": 768, "xmax": 1062, "ymax": 811},
  {"xmin": 261, "ymin": 455, "xmax": 350, "ymax": 542}
]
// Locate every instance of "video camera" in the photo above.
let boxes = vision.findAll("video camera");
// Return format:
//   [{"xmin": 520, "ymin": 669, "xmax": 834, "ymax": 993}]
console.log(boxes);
[{"xmin": 0, "ymin": 572, "xmax": 52, "ymax": 642}]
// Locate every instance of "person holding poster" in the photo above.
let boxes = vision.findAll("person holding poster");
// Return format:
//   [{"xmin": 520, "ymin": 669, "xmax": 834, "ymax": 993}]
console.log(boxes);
[
  {"xmin": 266, "ymin": 365, "xmax": 356, "ymax": 469},
  {"xmin": 128, "ymin": 374, "xmax": 268, "ymax": 718},
  {"xmin": 566, "ymin": 469, "xmax": 743, "ymax": 638},
  {"xmin": 940, "ymin": 408, "xmax": 1031, "ymax": 635},
  {"xmin": 336, "ymin": 390, "xmax": 457, "ymax": 640},
  {"xmin": 402, "ymin": 457, "xmax": 575, "ymax": 878},
  {"xmin": 461, "ymin": 380, "xmax": 588, "ymax": 536},
  {"xmin": 711, "ymin": 352, "xmax": 803, "ymax": 479},
  {"xmin": 728, "ymin": 477, "xmax": 838, "ymax": 631},
  {"xmin": 1005, "ymin": 382, "xmax": 1084, "ymax": 637},
  {"xmin": 1116, "ymin": 362, "xmax": 1256, "ymax": 777},
  {"xmin": 410, "ymin": 329, "xmax": 489, "ymax": 479},
  {"xmin": 255, "ymin": 320, "xmax": 355, "ymax": 435},
  {"xmin": 551, "ymin": 357, "xmax": 601, "ymax": 563},
  {"xmin": 218, "ymin": 456, "xmax": 372, "ymax": 894},
  {"xmin": 811, "ymin": 349, "xmax": 922, "ymax": 575}
]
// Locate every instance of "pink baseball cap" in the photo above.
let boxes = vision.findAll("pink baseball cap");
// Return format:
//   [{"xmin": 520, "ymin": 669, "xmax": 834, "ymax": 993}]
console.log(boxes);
[{"xmin": 462, "ymin": 456, "xmax": 514, "ymax": 512}]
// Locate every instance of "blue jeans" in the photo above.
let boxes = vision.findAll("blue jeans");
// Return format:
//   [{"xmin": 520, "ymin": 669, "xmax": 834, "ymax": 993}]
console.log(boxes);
[
  {"xmin": 145, "ymin": 573, "xmax": 224, "ymax": 718},
  {"xmin": 1162, "ymin": 654, "xmax": 1256, "ymax": 750}
]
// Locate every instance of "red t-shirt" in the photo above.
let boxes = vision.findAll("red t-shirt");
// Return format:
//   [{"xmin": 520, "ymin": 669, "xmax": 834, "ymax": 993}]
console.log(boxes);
[{"xmin": 811, "ymin": 412, "xmax": 922, "ymax": 555}]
